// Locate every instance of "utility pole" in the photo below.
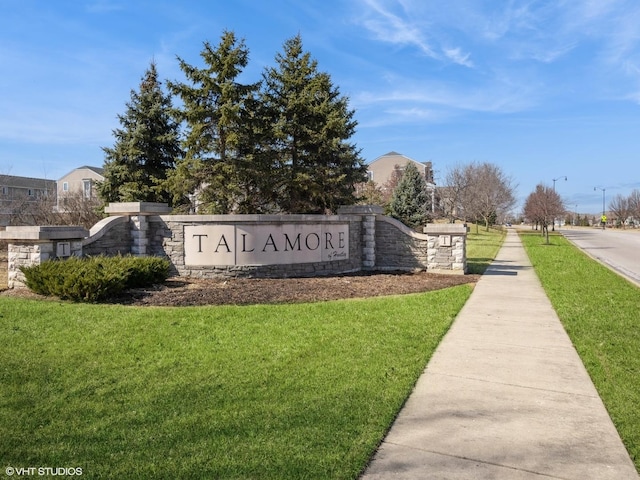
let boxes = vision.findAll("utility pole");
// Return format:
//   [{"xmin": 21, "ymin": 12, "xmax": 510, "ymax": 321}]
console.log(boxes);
[
  {"xmin": 594, "ymin": 186, "xmax": 606, "ymax": 229},
  {"xmin": 552, "ymin": 176, "xmax": 567, "ymax": 231}
]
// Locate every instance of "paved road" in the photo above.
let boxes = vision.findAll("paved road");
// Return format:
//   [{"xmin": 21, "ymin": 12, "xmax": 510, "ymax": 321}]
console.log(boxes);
[{"xmin": 560, "ymin": 227, "xmax": 640, "ymax": 286}]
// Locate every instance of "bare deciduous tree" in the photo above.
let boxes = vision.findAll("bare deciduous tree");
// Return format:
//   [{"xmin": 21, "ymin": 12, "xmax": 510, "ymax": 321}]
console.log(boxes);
[
  {"xmin": 443, "ymin": 163, "xmax": 475, "ymax": 223},
  {"xmin": 627, "ymin": 189, "xmax": 640, "ymax": 225},
  {"xmin": 381, "ymin": 164, "xmax": 404, "ymax": 205},
  {"xmin": 449, "ymin": 162, "xmax": 516, "ymax": 230},
  {"xmin": 9, "ymin": 192, "xmax": 103, "ymax": 229},
  {"xmin": 523, "ymin": 184, "xmax": 564, "ymax": 244},
  {"xmin": 5, "ymin": 193, "xmax": 57, "ymax": 226},
  {"xmin": 56, "ymin": 192, "xmax": 105, "ymax": 229},
  {"xmin": 474, "ymin": 163, "xmax": 516, "ymax": 230},
  {"xmin": 608, "ymin": 194, "xmax": 631, "ymax": 228}
]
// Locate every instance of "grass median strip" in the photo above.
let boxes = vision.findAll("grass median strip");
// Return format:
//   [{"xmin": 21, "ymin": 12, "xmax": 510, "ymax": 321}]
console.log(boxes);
[{"xmin": 520, "ymin": 231, "xmax": 640, "ymax": 472}]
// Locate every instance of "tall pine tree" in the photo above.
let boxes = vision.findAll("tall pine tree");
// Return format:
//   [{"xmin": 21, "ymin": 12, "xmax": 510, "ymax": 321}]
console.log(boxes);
[
  {"xmin": 99, "ymin": 62, "xmax": 181, "ymax": 205},
  {"xmin": 389, "ymin": 162, "xmax": 430, "ymax": 229},
  {"xmin": 167, "ymin": 30, "xmax": 261, "ymax": 213},
  {"xmin": 261, "ymin": 35, "xmax": 367, "ymax": 214}
]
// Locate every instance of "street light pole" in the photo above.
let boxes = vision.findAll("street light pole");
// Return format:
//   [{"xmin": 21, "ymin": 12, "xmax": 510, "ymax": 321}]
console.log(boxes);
[
  {"xmin": 552, "ymin": 176, "xmax": 567, "ymax": 191},
  {"xmin": 552, "ymin": 176, "xmax": 567, "ymax": 230},
  {"xmin": 594, "ymin": 187, "xmax": 606, "ymax": 229}
]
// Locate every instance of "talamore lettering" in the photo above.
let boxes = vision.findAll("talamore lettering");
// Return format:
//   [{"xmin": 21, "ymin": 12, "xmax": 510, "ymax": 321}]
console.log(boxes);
[{"xmin": 184, "ymin": 224, "xmax": 349, "ymax": 266}]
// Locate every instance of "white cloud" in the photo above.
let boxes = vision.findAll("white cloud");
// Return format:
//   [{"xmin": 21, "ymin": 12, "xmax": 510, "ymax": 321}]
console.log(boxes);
[
  {"xmin": 386, "ymin": 106, "xmax": 435, "ymax": 116},
  {"xmin": 356, "ymin": 0, "xmax": 478, "ymax": 68},
  {"xmin": 529, "ymin": 43, "xmax": 577, "ymax": 63},
  {"xmin": 443, "ymin": 47, "xmax": 473, "ymax": 67},
  {"xmin": 578, "ymin": 0, "xmax": 623, "ymax": 21},
  {"xmin": 354, "ymin": 69, "xmax": 539, "ymax": 117},
  {"xmin": 358, "ymin": 0, "xmax": 436, "ymax": 57},
  {"xmin": 363, "ymin": 1, "xmax": 640, "ymax": 106},
  {"xmin": 621, "ymin": 59, "xmax": 640, "ymax": 105},
  {"xmin": 480, "ymin": 1, "xmax": 539, "ymax": 41},
  {"xmin": 356, "ymin": 108, "xmax": 449, "ymax": 129}
]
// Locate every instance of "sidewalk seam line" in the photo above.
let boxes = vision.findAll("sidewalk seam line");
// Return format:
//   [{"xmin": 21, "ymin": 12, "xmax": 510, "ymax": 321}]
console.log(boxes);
[
  {"xmin": 381, "ymin": 441, "xmax": 574, "ymax": 480},
  {"xmin": 425, "ymin": 371, "xmax": 599, "ymax": 398}
]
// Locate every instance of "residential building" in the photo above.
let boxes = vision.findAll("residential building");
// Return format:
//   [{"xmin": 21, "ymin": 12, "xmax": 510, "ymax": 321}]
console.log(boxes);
[
  {"xmin": 0, "ymin": 174, "xmax": 56, "ymax": 226},
  {"xmin": 57, "ymin": 166, "xmax": 104, "ymax": 211},
  {"xmin": 366, "ymin": 151, "xmax": 434, "ymax": 190},
  {"xmin": 366, "ymin": 151, "xmax": 436, "ymax": 211}
]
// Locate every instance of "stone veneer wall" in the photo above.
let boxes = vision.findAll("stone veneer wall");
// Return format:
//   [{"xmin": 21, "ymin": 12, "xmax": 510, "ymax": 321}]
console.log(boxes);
[
  {"xmin": 82, "ymin": 216, "xmax": 131, "ymax": 257},
  {"xmin": 0, "ymin": 226, "xmax": 87, "ymax": 288},
  {"xmin": 424, "ymin": 224, "xmax": 467, "ymax": 273},
  {"xmin": 375, "ymin": 217, "xmax": 467, "ymax": 274},
  {"xmin": 6, "ymin": 244, "xmax": 57, "ymax": 288},
  {"xmin": 375, "ymin": 217, "xmax": 429, "ymax": 271},
  {"xmin": 145, "ymin": 214, "xmax": 364, "ymax": 278},
  {"xmin": 1, "ymin": 203, "xmax": 468, "ymax": 287}
]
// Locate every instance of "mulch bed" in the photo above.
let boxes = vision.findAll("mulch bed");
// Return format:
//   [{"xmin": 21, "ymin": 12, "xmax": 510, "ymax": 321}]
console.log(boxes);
[{"xmin": 0, "ymin": 270, "xmax": 479, "ymax": 307}]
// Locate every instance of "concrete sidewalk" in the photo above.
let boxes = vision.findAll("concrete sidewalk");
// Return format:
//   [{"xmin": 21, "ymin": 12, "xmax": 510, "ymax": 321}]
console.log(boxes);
[{"xmin": 361, "ymin": 230, "xmax": 639, "ymax": 479}]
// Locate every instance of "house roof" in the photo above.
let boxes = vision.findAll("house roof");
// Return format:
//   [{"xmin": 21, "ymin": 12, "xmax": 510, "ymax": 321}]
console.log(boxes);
[
  {"xmin": 59, "ymin": 165, "xmax": 105, "ymax": 180},
  {"xmin": 370, "ymin": 151, "xmax": 412, "ymax": 163},
  {"xmin": 79, "ymin": 165, "xmax": 105, "ymax": 175},
  {"xmin": 369, "ymin": 151, "xmax": 432, "ymax": 166},
  {"xmin": 0, "ymin": 174, "xmax": 56, "ymax": 189}
]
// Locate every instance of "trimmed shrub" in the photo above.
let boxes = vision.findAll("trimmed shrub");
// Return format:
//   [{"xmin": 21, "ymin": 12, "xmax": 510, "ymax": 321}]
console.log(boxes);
[
  {"xmin": 102, "ymin": 255, "xmax": 170, "ymax": 289},
  {"xmin": 20, "ymin": 255, "xmax": 170, "ymax": 302}
]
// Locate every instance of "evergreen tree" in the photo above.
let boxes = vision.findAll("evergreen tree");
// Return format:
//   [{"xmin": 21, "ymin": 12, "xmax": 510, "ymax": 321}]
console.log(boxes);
[
  {"xmin": 389, "ymin": 162, "xmax": 429, "ymax": 229},
  {"xmin": 232, "ymin": 93, "xmax": 279, "ymax": 213},
  {"xmin": 99, "ymin": 62, "xmax": 181, "ymax": 205},
  {"xmin": 167, "ymin": 30, "xmax": 261, "ymax": 213},
  {"xmin": 261, "ymin": 34, "xmax": 367, "ymax": 213}
]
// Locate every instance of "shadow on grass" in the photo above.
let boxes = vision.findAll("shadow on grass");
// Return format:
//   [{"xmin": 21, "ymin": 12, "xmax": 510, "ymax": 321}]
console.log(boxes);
[{"xmin": 467, "ymin": 259, "xmax": 493, "ymax": 275}]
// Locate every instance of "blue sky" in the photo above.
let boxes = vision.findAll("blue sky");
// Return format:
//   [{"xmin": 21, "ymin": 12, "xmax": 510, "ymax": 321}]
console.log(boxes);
[{"xmin": 1, "ymin": 0, "xmax": 639, "ymax": 215}]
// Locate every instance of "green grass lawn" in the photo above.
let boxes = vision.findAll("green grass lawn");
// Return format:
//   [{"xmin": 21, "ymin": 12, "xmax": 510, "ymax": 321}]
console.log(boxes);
[
  {"xmin": 520, "ymin": 232, "xmax": 640, "ymax": 471},
  {"xmin": 0, "ymin": 289, "xmax": 472, "ymax": 479},
  {"xmin": 0, "ymin": 229, "xmax": 504, "ymax": 479},
  {"xmin": 466, "ymin": 225, "xmax": 506, "ymax": 274}
]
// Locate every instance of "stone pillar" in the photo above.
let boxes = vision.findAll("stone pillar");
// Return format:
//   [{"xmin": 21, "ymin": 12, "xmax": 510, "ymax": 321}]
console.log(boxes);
[
  {"xmin": 104, "ymin": 202, "xmax": 171, "ymax": 257},
  {"xmin": 130, "ymin": 215, "xmax": 149, "ymax": 256},
  {"xmin": 423, "ymin": 224, "xmax": 469, "ymax": 274},
  {"xmin": 337, "ymin": 205, "xmax": 383, "ymax": 270},
  {"xmin": 0, "ymin": 226, "xmax": 88, "ymax": 288},
  {"xmin": 362, "ymin": 214, "xmax": 376, "ymax": 269}
]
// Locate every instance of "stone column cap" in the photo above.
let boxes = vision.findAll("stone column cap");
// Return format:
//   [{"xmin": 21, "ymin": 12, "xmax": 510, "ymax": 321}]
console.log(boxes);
[
  {"xmin": 104, "ymin": 202, "xmax": 172, "ymax": 215},
  {"xmin": 0, "ymin": 225, "xmax": 89, "ymax": 240},
  {"xmin": 423, "ymin": 223, "xmax": 469, "ymax": 234}
]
